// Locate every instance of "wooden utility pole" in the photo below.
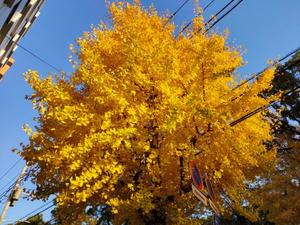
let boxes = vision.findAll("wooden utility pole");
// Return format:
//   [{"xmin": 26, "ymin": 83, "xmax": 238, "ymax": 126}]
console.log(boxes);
[{"xmin": 0, "ymin": 164, "xmax": 27, "ymax": 224}]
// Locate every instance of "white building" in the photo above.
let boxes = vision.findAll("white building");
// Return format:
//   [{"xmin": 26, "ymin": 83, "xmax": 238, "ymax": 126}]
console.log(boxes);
[{"xmin": 0, "ymin": 0, "xmax": 45, "ymax": 79}]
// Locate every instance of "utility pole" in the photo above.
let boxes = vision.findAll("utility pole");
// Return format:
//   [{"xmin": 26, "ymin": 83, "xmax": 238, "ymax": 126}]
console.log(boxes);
[{"xmin": 0, "ymin": 164, "xmax": 27, "ymax": 224}]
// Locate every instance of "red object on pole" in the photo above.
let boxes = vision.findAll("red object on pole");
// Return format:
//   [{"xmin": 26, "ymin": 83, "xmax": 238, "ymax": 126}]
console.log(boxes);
[{"xmin": 189, "ymin": 160, "xmax": 204, "ymax": 191}]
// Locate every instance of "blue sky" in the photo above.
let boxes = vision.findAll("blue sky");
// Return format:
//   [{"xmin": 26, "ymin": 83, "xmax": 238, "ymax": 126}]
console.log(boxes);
[{"xmin": 0, "ymin": 0, "xmax": 299, "ymax": 223}]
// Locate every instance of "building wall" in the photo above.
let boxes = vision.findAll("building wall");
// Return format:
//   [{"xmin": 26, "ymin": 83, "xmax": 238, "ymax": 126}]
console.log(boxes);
[{"xmin": 0, "ymin": 0, "xmax": 45, "ymax": 78}]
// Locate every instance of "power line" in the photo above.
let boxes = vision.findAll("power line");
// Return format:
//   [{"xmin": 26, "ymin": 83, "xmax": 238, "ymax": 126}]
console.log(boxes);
[
  {"xmin": 5, "ymin": 35, "xmax": 61, "ymax": 73},
  {"xmin": 210, "ymin": 56, "xmax": 300, "ymax": 127},
  {"xmin": 203, "ymin": 0, "xmax": 217, "ymax": 11},
  {"xmin": 203, "ymin": 0, "xmax": 244, "ymax": 34},
  {"xmin": 178, "ymin": 0, "xmax": 217, "ymax": 35},
  {"xmin": 229, "ymin": 57, "xmax": 300, "ymax": 126},
  {"xmin": 228, "ymin": 56, "xmax": 300, "ymax": 103},
  {"xmin": 197, "ymin": 0, "xmax": 236, "ymax": 33},
  {"xmin": 181, "ymin": 0, "xmax": 243, "ymax": 38},
  {"xmin": 0, "ymin": 158, "xmax": 22, "ymax": 182},
  {"xmin": 230, "ymin": 85, "xmax": 300, "ymax": 127},
  {"xmin": 0, "ymin": 176, "xmax": 19, "ymax": 202},
  {"xmin": 232, "ymin": 46, "xmax": 300, "ymax": 91},
  {"xmin": 167, "ymin": 0, "xmax": 191, "ymax": 23},
  {"xmin": 14, "ymin": 201, "xmax": 55, "ymax": 224},
  {"xmin": 0, "ymin": 183, "xmax": 15, "ymax": 203},
  {"xmin": 277, "ymin": 46, "xmax": 300, "ymax": 64},
  {"xmin": 5, "ymin": 0, "xmax": 192, "ymax": 74},
  {"xmin": 4, "ymin": 0, "xmax": 239, "ymax": 75},
  {"xmin": 15, "ymin": 42, "xmax": 61, "ymax": 73},
  {"xmin": 0, "ymin": 165, "xmax": 28, "ymax": 223}
]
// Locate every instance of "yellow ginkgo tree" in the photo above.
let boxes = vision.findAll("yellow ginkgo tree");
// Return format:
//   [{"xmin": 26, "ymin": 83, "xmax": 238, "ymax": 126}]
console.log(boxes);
[{"xmin": 21, "ymin": 1, "xmax": 278, "ymax": 224}]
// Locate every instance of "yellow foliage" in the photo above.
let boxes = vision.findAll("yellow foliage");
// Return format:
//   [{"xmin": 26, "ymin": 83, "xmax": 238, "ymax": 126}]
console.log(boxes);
[{"xmin": 21, "ymin": 1, "xmax": 278, "ymax": 224}]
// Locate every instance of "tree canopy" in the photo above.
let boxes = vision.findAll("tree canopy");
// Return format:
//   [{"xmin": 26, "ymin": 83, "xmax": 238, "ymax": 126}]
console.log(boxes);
[
  {"xmin": 258, "ymin": 51, "xmax": 300, "ymax": 225},
  {"xmin": 9, "ymin": 215, "xmax": 46, "ymax": 225},
  {"xmin": 20, "ymin": 2, "xmax": 278, "ymax": 224}
]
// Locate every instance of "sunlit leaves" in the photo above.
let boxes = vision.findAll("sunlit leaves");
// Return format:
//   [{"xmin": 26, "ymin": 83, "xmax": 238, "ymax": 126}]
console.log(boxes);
[{"xmin": 21, "ymin": 1, "xmax": 277, "ymax": 224}]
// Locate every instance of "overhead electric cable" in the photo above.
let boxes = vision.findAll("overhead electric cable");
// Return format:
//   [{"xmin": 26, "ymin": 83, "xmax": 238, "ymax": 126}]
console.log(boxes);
[
  {"xmin": 198, "ymin": 0, "xmax": 236, "ymax": 33},
  {"xmin": 0, "ymin": 184, "xmax": 15, "ymax": 203},
  {"xmin": 0, "ymin": 164, "xmax": 28, "ymax": 223},
  {"xmin": 232, "ymin": 46, "xmax": 300, "ymax": 91},
  {"xmin": 5, "ymin": 35, "xmax": 61, "ymax": 73},
  {"xmin": 167, "ymin": 0, "xmax": 191, "ymax": 23},
  {"xmin": 194, "ymin": 57, "xmax": 300, "ymax": 160},
  {"xmin": 182, "ymin": 0, "xmax": 243, "ymax": 38},
  {"xmin": 192, "ymin": 52, "xmax": 300, "ymax": 131},
  {"xmin": 203, "ymin": 0, "xmax": 217, "ymax": 11},
  {"xmin": 0, "ymin": 175, "xmax": 19, "ymax": 201},
  {"xmin": 0, "ymin": 182, "xmax": 14, "ymax": 197},
  {"xmin": 228, "ymin": 57, "xmax": 300, "ymax": 103},
  {"xmin": 230, "ymin": 86, "xmax": 300, "ymax": 127},
  {"xmin": 277, "ymin": 46, "xmax": 300, "ymax": 64},
  {"xmin": 203, "ymin": 0, "xmax": 244, "ymax": 34},
  {"xmin": 14, "ymin": 201, "xmax": 55, "ymax": 224},
  {"xmin": 0, "ymin": 158, "xmax": 22, "ymax": 182},
  {"xmin": 15, "ymin": 43, "xmax": 61, "ymax": 73},
  {"xmin": 178, "ymin": 0, "xmax": 217, "ymax": 35}
]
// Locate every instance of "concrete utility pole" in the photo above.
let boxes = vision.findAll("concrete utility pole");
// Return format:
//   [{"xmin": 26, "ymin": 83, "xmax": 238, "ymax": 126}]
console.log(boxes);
[{"xmin": 0, "ymin": 164, "xmax": 27, "ymax": 224}]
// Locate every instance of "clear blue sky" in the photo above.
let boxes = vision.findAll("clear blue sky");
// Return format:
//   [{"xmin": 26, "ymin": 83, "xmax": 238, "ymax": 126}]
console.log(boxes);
[{"xmin": 0, "ymin": 0, "xmax": 299, "ymax": 223}]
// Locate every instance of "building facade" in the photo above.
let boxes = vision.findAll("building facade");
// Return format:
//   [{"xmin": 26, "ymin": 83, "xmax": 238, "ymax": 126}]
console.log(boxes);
[{"xmin": 0, "ymin": 0, "xmax": 45, "ymax": 80}]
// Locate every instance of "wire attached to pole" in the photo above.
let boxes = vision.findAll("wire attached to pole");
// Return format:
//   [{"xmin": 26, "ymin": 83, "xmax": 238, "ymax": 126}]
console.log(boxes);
[
  {"xmin": 203, "ymin": 0, "xmax": 244, "ymax": 34},
  {"xmin": 230, "ymin": 86, "xmax": 300, "ymax": 127},
  {"xmin": 232, "ymin": 46, "xmax": 300, "ymax": 91}
]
